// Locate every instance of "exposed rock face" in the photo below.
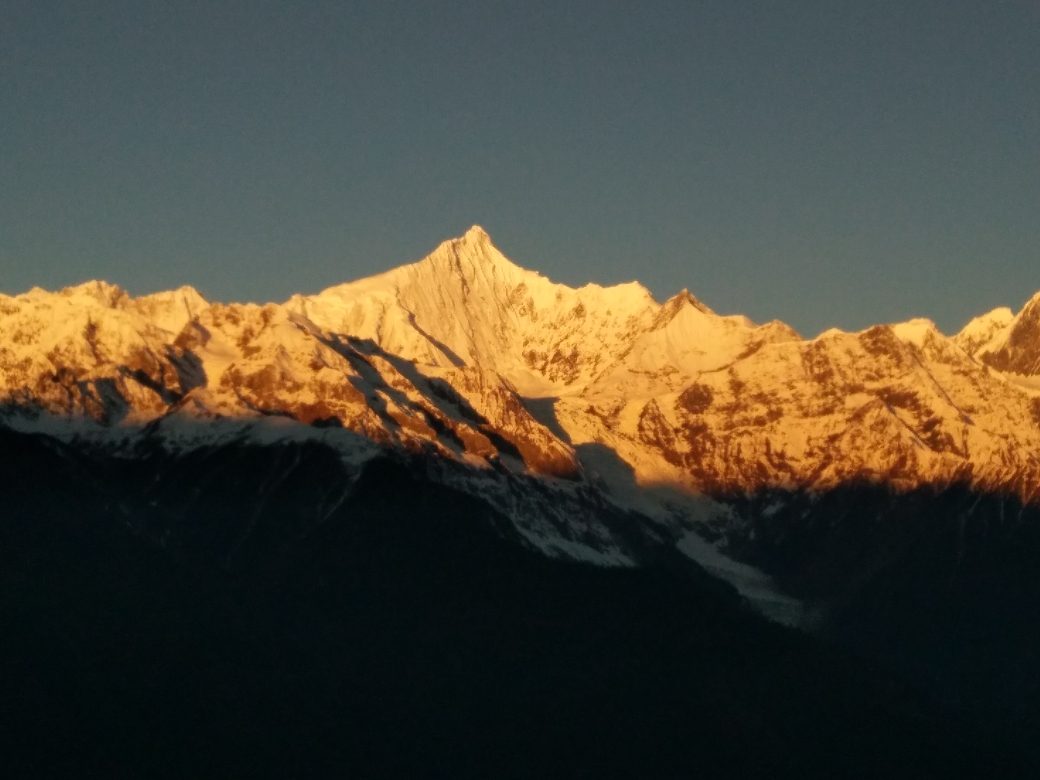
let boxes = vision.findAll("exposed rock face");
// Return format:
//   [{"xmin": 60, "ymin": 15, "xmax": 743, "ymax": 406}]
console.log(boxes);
[
  {"xmin": 585, "ymin": 318, "xmax": 1040, "ymax": 501},
  {"xmin": 3, "ymin": 226, "xmax": 1040, "ymax": 571}
]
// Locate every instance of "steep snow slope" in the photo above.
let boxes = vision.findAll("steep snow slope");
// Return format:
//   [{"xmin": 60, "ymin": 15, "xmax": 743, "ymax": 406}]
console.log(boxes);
[
  {"xmin": 970, "ymin": 292, "xmax": 1040, "ymax": 376},
  {"xmin": 288, "ymin": 226, "xmax": 665, "ymax": 396},
  {"xmin": 954, "ymin": 307, "xmax": 1015, "ymax": 356},
  {"xmin": 126, "ymin": 286, "xmax": 209, "ymax": 334}
]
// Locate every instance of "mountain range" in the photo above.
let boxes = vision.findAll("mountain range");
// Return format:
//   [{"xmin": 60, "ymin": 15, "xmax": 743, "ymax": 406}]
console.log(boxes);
[{"xmin": 4, "ymin": 226, "xmax": 1040, "ymax": 776}]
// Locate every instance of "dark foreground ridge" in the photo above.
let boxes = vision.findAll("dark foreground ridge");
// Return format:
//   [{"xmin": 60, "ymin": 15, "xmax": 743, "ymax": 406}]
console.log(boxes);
[
  {"xmin": 0, "ymin": 428, "xmax": 1035, "ymax": 778},
  {"xmin": 714, "ymin": 484, "xmax": 1040, "ymax": 728}
]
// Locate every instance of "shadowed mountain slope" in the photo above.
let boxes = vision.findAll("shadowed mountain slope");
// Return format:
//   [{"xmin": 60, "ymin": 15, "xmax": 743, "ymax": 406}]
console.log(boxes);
[{"xmin": 2, "ymin": 428, "xmax": 1035, "ymax": 779}]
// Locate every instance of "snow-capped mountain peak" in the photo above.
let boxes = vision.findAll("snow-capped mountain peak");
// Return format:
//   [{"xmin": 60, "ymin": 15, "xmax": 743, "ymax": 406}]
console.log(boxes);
[
  {"xmin": 652, "ymin": 289, "xmax": 715, "ymax": 324},
  {"xmin": 891, "ymin": 318, "xmax": 942, "ymax": 348},
  {"xmin": 954, "ymin": 307, "xmax": 1016, "ymax": 356},
  {"xmin": 963, "ymin": 292, "xmax": 1040, "ymax": 376},
  {"xmin": 61, "ymin": 279, "xmax": 129, "ymax": 307},
  {"xmin": 287, "ymin": 229, "xmax": 667, "ymax": 395},
  {"xmin": 5, "ymin": 227, "xmax": 1040, "ymax": 593},
  {"xmin": 128, "ymin": 286, "xmax": 210, "ymax": 334}
]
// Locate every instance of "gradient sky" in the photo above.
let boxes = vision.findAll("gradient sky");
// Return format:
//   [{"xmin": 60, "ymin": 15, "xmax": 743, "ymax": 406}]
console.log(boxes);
[{"xmin": 2, "ymin": 0, "xmax": 1038, "ymax": 337}]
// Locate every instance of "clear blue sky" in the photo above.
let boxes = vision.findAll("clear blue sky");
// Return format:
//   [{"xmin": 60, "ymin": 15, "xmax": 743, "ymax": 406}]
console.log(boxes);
[{"xmin": 2, "ymin": 0, "xmax": 1038, "ymax": 336}]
